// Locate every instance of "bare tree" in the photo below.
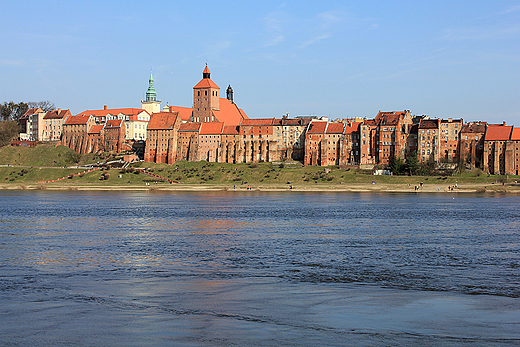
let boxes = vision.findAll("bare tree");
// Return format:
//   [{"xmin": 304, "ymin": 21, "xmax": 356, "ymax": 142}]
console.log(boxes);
[{"xmin": 28, "ymin": 100, "xmax": 55, "ymax": 112}]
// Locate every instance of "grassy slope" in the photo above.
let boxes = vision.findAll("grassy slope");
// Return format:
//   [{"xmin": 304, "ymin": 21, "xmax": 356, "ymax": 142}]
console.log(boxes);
[{"xmin": 0, "ymin": 144, "xmax": 518, "ymax": 189}]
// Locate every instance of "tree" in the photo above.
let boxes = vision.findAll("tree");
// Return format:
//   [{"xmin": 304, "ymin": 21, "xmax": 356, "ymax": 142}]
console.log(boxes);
[
  {"xmin": 0, "ymin": 120, "xmax": 21, "ymax": 147},
  {"xmin": 0, "ymin": 101, "xmax": 28, "ymax": 121},
  {"xmin": 1, "ymin": 100, "xmax": 55, "ymax": 122},
  {"xmin": 405, "ymin": 152, "xmax": 419, "ymax": 175},
  {"xmin": 389, "ymin": 156, "xmax": 405, "ymax": 175},
  {"xmin": 28, "ymin": 100, "xmax": 55, "ymax": 112}
]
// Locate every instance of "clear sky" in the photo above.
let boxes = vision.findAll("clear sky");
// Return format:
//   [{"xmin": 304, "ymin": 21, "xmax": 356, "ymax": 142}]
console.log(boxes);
[{"xmin": 1, "ymin": 1, "xmax": 519, "ymax": 124}]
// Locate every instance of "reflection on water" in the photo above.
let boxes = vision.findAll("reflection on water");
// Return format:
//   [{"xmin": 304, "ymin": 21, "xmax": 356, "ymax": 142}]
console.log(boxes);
[{"xmin": 0, "ymin": 191, "xmax": 519, "ymax": 346}]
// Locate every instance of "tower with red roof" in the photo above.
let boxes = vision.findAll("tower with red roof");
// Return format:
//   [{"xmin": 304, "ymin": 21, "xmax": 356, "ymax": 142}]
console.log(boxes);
[{"xmin": 192, "ymin": 65, "xmax": 220, "ymax": 122}]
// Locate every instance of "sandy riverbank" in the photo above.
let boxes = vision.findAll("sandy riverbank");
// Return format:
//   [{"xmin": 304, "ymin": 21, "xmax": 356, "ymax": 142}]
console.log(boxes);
[{"xmin": 2, "ymin": 181, "xmax": 519, "ymax": 194}]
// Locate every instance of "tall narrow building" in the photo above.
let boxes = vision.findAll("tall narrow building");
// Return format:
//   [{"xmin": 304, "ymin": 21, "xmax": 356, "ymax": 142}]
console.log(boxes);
[
  {"xmin": 141, "ymin": 69, "xmax": 161, "ymax": 115},
  {"xmin": 192, "ymin": 65, "xmax": 220, "ymax": 122}
]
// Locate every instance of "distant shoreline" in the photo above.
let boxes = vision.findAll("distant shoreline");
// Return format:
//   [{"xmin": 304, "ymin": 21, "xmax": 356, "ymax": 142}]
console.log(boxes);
[{"xmin": 2, "ymin": 182, "xmax": 519, "ymax": 194}]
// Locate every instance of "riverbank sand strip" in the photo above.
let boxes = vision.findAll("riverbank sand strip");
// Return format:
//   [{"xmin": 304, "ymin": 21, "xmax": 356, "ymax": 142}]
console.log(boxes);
[{"xmin": 2, "ymin": 182, "xmax": 519, "ymax": 193}]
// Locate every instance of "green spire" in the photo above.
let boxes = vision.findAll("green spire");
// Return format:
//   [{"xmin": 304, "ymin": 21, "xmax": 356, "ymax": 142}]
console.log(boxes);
[{"xmin": 145, "ymin": 69, "xmax": 157, "ymax": 102}]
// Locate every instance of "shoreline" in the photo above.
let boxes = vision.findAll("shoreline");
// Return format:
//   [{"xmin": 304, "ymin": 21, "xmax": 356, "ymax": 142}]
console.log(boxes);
[{"xmin": 2, "ymin": 182, "xmax": 519, "ymax": 194}]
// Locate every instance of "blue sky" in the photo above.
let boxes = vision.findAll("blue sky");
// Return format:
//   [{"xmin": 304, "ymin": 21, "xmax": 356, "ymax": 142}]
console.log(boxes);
[{"xmin": 1, "ymin": 1, "xmax": 519, "ymax": 124}]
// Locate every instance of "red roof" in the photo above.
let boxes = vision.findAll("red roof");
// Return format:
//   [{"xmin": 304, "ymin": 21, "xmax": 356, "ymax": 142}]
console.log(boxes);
[
  {"xmin": 167, "ymin": 106, "xmax": 192, "ymax": 122},
  {"xmin": 419, "ymin": 119, "xmax": 439, "ymax": 129},
  {"xmin": 485, "ymin": 124, "xmax": 513, "ymax": 141},
  {"xmin": 19, "ymin": 108, "xmax": 42, "ymax": 121},
  {"xmin": 193, "ymin": 68, "xmax": 220, "ymax": 89},
  {"xmin": 88, "ymin": 124, "xmax": 104, "ymax": 134},
  {"xmin": 199, "ymin": 122, "xmax": 224, "ymax": 135},
  {"xmin": 105, "ymin": 119, "xmax": 123, "ymax": 128},
  {"xmin": 240, "ymin": 118, "xmax": 275, "ymax": 126},
  {"xmin": 78, "ymin": 108, "xmax": 148, "ymax": 117},
  {"xmin": 179, "ymin": 123, "xmax": 201, "ymax": 132},
  {"xmin": 307, "ymin": 121, "xmax": 327, "ymax": 134},
  {"xmin": 64, "ymin": 115, "xmax": 91, "ymax": 125},
  {"xmin": 344, "ymin": 122, "xmax": 361, "ymax": 134},
  {"xmin": 326, "ymin": 123, "xmax": 344, "ymax": 134},
  {"xmin": 461, "ymin": 122, "xmax": 486, "ymax": 134},
  {"xmin": 375, "ymin": 111, "xmax": 407, "ymax": 125},
  {"xmin": 281, "ymin": 118, "xmax": 311, "ymax": 126},
  {"xmin": 510, "ymin": 128, "xmax": 520, "ymax": 141},
  {"xmin": 43, "ymin": 109, "xmax": 71, "ymax": 120},
  {"xmin": 147, "ymin": 112, "xmax": 179, "ymax": 130},
  {"xmin": 212, "ymin": 98, "xmax": 248, "ymax": 126},
  {"xmin": 222, "ymin": 125, "xmax": 239, "ymax": 135}
]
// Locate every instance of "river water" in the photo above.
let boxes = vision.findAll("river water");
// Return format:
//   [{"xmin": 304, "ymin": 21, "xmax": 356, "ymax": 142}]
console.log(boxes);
[{"xmin": 1, "ymin": 191, "xmax": 519, "ymax": 346}]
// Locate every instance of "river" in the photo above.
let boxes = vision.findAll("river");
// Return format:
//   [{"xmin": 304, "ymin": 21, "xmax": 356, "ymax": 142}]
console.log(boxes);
[{"xmin": 1, "ymin": 191, "xmax": 519, "ymax": 346}]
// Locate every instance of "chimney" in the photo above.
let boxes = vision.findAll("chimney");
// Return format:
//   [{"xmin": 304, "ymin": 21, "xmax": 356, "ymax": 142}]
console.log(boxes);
[
  {"xmin": 104, "ymin": 105, "xmax": 108, "ymax": 110},
  {"xmin": 503, "ymin": 121, "xmax": 506, "ymax": 126}
]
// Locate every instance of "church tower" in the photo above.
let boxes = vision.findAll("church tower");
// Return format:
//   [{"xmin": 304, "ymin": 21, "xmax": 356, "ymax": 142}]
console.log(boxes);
[
  {"xmin": 141, "ymin": 69, "xmax": 161, "ymax": 115},
  {"xmin": 226, "ymin": 85, "xmax": 234, "ymax": 103},
  {"xmin": 192, "ymin": 65, "xmax": 220, "ymax": 122}
]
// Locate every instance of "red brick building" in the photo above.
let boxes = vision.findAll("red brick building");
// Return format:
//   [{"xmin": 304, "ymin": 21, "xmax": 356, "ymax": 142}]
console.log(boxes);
[
  {"xmin": 104, "ymin": 119, "xmax": 126, "ymax": 153},
  {"xmin": 304, "ymin": 121, "xmax": 328, "ymax": 166},
  {"xmin": 87, "ymin": 124, "xmax": 104, "ymax": 154},
  {"xmin": 220, "ymin": 125, "xmax": 240, "ymax": 163},
  {"xmin": 176, "ymin": 123, "xmax": 201, "ymax": 162},
  {"xmin": 439, "ymin": 118, "xmax": 463, "ymax": 163},
  {"xmin": 189, "ymin": 66, "xmax": 248, "ymax": 126},
  {"xmin": 342, "ymin": 121, "xmax": 361, "ymax": 165},
  {"xmin": 460, "ymin": 122, "xmax": 486, "ymax": 168},
  {"xmin": 198, "ymin": 122, "xmax": 224, "ymax": 162},
  {"xmin": 418, "ymin": 119, "xmax": 440, "ymax": 163},
  {"xmin": 483, "ymin": 124, "xmax": 513, "ymax": 175},
  {"xmin": 145, "ymin": 111, "xmax": 182, "ymax": 164},
  {"xmin": 63, "ymin": 115, "xmax": 96, "ymax": 154},
  {"xmin": 511, "ymin": 128, "xmax": 520, "ymax": 175},
  {"xmin": 239, "ymin": 118, "xmax": 275, "ymax": 163}
]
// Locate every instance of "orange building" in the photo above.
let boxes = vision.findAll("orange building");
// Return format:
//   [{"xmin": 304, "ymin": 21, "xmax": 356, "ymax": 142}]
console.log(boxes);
[{"xmin": 145, "ymin": 111, "xmax": 182, "ymax": 164}]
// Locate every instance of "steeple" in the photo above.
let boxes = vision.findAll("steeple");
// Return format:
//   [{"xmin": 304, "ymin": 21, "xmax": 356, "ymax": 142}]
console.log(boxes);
[
  {"xmin": 145, "ymin": 69, "xmax": 157, "ymax": 102},
  {"xmin": 203, "ymin": 65, "xmax": 211, "ymax": 79},
  {"xmin": 226, "ymin": 85, "xmax": 234, "ymax": 103},
  {"xmin": 142, "ymin": 69, "xmax": 161, "ymax": 114},
  {"xmin": 192, "ymin": 65, "xmax": 220, "ymax": 122}
]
